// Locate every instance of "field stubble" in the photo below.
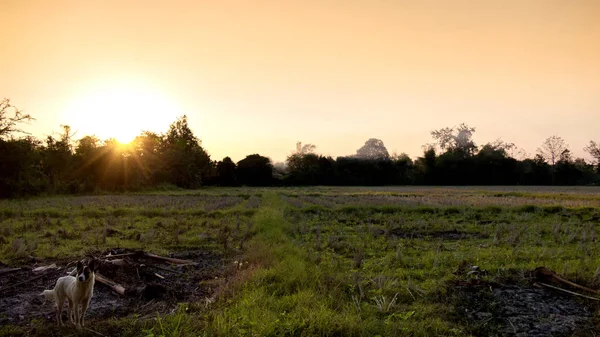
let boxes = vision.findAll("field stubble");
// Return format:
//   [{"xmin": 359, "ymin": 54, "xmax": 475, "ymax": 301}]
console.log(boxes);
[{"xmin": 1, "ymin": 187, "xmax": 600, "ymax": 336}]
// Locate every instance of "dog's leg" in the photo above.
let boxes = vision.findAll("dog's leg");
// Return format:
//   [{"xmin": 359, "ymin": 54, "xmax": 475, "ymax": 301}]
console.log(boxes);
[
  {"xmin": 80, "ymin": 299, "xmax": 90, "ymax": 327},
  {"xmin": 57, "ymin": 300, "xmax": 64, "ymax": 326},
  {"xmin": 67, "ymin": 299, "xmax": 74, "ymax": 325},
  {"xmin": 55, "ymin": 305, "xmax": 60, "ymax": 326},
  {"xmin": 74, "ymin": 300, "xmax": 81, "ymax": 329}
]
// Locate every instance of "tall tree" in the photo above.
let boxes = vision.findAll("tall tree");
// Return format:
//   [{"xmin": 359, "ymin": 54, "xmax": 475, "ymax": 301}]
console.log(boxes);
[
  {"xmin": 295, "ymin": 141, "xmax": 316, "ymax": 155},
  {"xmin": 0, "ymin": 98, "xmax": 34, "ymax": 139},
  {"xmin": 0, "ymin": 136, "xmax": 46, "ymax": 197},
  {"xmin": 481, "ymin": 139, "xmax": 515, "ymax": 156},
  {"xmin": 430, "ymin": 123, "xmax": 477, "ymax": 156},
  {"xmin": 537, "ymin": 135, "xmax": 568, "ymax": 166},
  {"xmin": 162, "ymin": 115, "xmax": 211, "ymax": 188},
  {"xmin": 73, "ymin": 135, "xmax": 103, "ymax": 191},
  {"xmin": 131, "ymin": 131, "xmax": 165, "ymax": 185},
  {"xmin": 584, "ymin": 141, "xmax": 600, "ymax": 171},
  {"xmin": 216, "ymin": 157, "xmax": 237, "ymax": 186},
  {"xmin": 43, "ymin": 126, "xmax": 74, "ymax": 192},
  {"xmin": 237, "ymin": 154, "xmax": 273, "ymax": 186},
  {"xmin": 355, "ymin": 138, "xmax": 390, "ymax": 160}
]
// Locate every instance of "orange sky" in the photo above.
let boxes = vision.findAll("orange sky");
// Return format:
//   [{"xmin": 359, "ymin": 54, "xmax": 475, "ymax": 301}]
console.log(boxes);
[{"xmin": 1, "ymin": 0, "xmax": 599, "ymax": 163}]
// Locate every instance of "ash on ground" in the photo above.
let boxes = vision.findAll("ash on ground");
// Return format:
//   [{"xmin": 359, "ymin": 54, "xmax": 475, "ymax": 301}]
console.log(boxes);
[
  {"xmin": 0, "ymin": 248, "xmax": 226, "ymax": 327},
  {"xmin": 455, "ymin": 283, "xmax": 598, "ymax": 337}
]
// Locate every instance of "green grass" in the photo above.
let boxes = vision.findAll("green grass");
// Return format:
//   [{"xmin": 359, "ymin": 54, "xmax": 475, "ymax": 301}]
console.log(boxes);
[
  {"xmin": 206, "ymin": 188, "xmax": 600, "ymax": 336},
  {"xmin": 1, "ymin": 186, "xmax": 600, "ymax": 336}
]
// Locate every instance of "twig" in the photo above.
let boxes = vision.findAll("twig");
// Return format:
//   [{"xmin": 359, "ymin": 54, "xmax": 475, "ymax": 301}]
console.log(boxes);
[
  {"xmin": 535, "ymin": 282, "xmax": 600, "ymax": 301},
  {"xmin": 406, "ymin": 287, "xmax": 416, "ymax": 301},
  {"xmin": 0, "ymin": 274, "xmax": 46, "ymax": 292},
  {"xmin": 508, "ymin": 318, "xmax": 517, "ymax": 334},
  {"xmin": 137, "ymin": 299, "xmax": 156, "ymax": 311},
  {"xmin": 154, "ymin": 273, "xmax": 165, "ymax": 279},
  {"xmin": 534, "ymin": 267, "xmax": 600, "ymax": 295},
  {"xmin": 476, "ymin": 316, "xmax": 494, "ymax": 328},
  {"xmin": 84, "ymin": 328, "xmax": 106, "ymax": 337}
]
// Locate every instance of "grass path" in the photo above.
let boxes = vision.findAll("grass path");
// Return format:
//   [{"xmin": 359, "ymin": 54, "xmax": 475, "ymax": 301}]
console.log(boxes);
[{"xmin": 204, "ymin": 191, "xmax": 371, "ymax": 336}]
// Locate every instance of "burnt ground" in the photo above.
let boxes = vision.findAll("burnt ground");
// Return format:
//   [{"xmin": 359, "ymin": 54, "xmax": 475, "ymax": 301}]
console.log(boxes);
[
  {"xmin": 452, "ymin": 268, "xmax": 600, "ymax": 337},
  {"xmin": 0, "ymin": 248, "xmax": 226, "ymax": 328}
]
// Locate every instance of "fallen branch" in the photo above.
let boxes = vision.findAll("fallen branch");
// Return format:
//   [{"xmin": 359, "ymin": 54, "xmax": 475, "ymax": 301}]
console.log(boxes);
[
  {"xmin": 106, "ymin": 259, "xmax": 131, "ymax": 268},
  {"xmin": 535, "ymin": 282, "xmax": 600, "ymax": 301},
  {"xmin": 533, "ymin": 267, "xmax": 600, "ymax": 295},
  {"xmin": 95, "ymin": 273, "xmax": 126, "ymax": 296},
  {"xmin": 145, "ymin": 253, "xmax": 197, "ymax": 265},
  {"xmin": 104, "ymin": 252, "xmax": 142, "ymax": 259},
  {"xmin": 0, "ymin": 267, "xmax": 21, "ymax": 276},
  {"xmin": 33, "ymin": 264, "xmax": 57, "ymax": 272},
  {"xmin": 104, "ymin": 251, "xmax": 197, "ymax": 265}
]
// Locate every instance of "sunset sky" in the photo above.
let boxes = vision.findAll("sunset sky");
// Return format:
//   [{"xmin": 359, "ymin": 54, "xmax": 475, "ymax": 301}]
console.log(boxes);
[{"xmin": 1, "ymin": 0, "xmax": 599, "ymax": 163}]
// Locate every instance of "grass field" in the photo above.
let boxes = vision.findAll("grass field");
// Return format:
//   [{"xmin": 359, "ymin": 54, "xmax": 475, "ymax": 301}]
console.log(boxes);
[{"xmin": 2, "ymin": 186, "xmax": 600, "ymax": 336}]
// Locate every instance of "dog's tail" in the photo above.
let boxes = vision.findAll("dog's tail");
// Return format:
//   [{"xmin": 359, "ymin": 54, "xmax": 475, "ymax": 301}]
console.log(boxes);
[{"xmin": 40, "ymin": 289, "xmax": 55, "ymax": 301}]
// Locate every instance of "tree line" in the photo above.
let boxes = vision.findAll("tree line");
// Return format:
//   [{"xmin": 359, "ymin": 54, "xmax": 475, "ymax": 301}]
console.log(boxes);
[{"xmin": 1, "ymin": 98, "xmax": 599, "ymax": 197}]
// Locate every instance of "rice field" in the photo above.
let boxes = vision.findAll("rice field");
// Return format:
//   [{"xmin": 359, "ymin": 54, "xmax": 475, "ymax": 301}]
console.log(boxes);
[{"xmin": 1, "ymin": 186, "xmax": 600, "ymax": 336}]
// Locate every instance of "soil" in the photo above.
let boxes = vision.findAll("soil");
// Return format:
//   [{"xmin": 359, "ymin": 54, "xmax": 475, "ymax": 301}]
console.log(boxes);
[
  {"xmin": 0, "ymin": 248, "xmax": 226, "ymax": 327},
  {"xmin": 454, "ymin": 281, "xmax": 600, "ymax": 336}
]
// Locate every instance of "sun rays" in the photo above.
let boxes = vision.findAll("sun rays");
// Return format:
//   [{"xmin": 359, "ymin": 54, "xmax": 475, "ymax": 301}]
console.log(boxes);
[{"xmin": 62, "ymin": 81, "xmax": 183, "ymax": 144}]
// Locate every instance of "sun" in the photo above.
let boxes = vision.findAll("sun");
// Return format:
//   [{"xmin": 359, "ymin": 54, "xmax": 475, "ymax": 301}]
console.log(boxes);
[{"xmin": 62, "ymin": 81, "xmax": 183, "ymax": 144}]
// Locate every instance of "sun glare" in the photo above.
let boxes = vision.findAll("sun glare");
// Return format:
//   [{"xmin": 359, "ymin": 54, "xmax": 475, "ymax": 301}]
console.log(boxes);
[{"xmin": 63, "ymin": 82, "xmax": 182, "ymax": 144}]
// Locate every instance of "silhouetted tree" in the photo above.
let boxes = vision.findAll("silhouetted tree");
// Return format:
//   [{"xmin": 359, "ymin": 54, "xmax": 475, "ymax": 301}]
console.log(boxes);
[
  {"xmin": 355, "ymin": 138, "xmax": 390, "ymax": 160},
  {"xmin": 162, "ymin": 115, "xmax": 211, "ymax": 188},
  {"xmin": 537, "ymin": 136, "xmax": 568, "ymax": 167},
  {"xmin": 537, "ymin": 135, "xmax": 569, "ymax": 184},
  {"xmin": 295, "ymin": 141, "xmax": 316, "ymax": 155},
  {"xmin": 1, "ymin": 96, "xmax": 600, "ymax": 197},
  {"xmin": 431, "ymin": 123, "xmax": 477, "ymax": 157},
  {"xmin": 584, "ymin": 141, "xmax": 600, "ymax": 172},
  {"xmin": 286, "ymin": 152, "xmax": 336, "ymax": 185},
  {"xmin": 237, "ymin": 154, "xmax": 273, "ymax": 186},
  {"xmin": 0, "ymin": 137, "xmax": 46, "ymax": 197},
  {"xmin": 0, "ymin": 98, "xmax": 34, "ymax": 139},
  {"xmin": 554, "ymin": 152, "xmax": 585, "ymax": 185},
  {"xmin": 43, "ymin": 126, "xmax": 75, "ymax": 192},
  {"xmin": 216, "ymin": 157, "xmax": 237, "ymax": 186},
  {"xmin": 131, "ymin": 131, "xmax": 166, "ymax": 185},
  {"xmin": 73, "ymin": 135, "xmax": 103, "ymax": 191},
  {"xmin": 414, "ymin": 148, "xmax": 437, "ymax": 184},
  {"xmin": 391, "ymin": 153, "xmax": 414, "ymax": 184},
  {"xmin": 474, "ymin": 143, "xmax": 518, "ymax": 184}
]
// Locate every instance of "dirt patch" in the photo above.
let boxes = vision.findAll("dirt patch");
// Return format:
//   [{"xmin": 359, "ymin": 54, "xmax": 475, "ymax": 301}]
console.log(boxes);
[
  {"xmin": 455, "ymin": 282, "xmax": 599, "ymax": 336},
  {"xmin": 0, "ymin": 248, "xmax": 225, "ymax": 327}
]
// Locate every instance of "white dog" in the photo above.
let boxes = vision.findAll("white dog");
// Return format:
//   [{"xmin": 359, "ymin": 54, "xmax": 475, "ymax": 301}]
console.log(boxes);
[{"xmin": 41, "ymin": 259, "xmax": 97, "ymax": 328}]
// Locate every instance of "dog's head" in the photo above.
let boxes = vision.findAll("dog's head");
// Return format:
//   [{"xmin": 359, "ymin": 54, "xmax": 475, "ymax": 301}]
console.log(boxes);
[{"xmin": 76, "ymin": 259, "xmax": 98, "ymax": 283}]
